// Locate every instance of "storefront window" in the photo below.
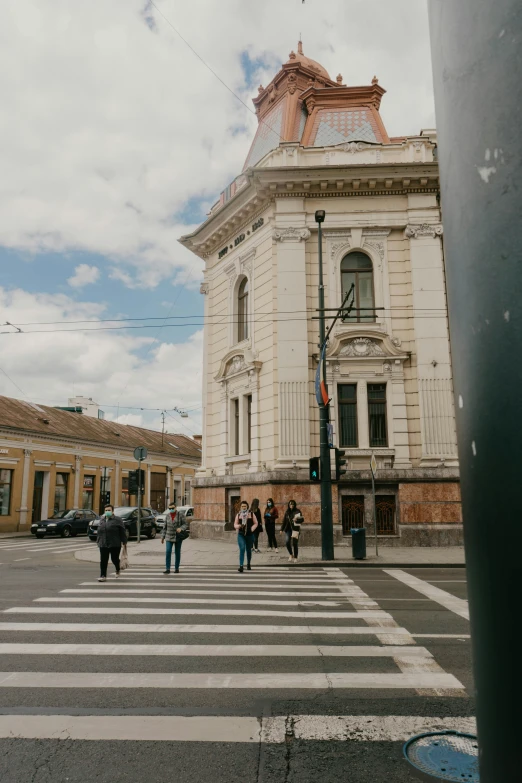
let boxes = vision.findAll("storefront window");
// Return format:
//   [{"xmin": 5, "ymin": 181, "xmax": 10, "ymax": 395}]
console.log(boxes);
[
  {"xmin": 53, "ymin": 472, "xmax": 69, "ymax": 513},
  {"xmin": 0, "ymin": 469, "xmax": 13, "ymax": 516},
  {"xmin": 82, "ymin": 475, "xmax": 95, "ymax": 510}
]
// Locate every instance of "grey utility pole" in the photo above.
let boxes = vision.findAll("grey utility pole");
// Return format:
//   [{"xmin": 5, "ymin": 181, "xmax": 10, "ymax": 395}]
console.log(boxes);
[
  {"xmin": 429, "ymin": 2, "xmax": 521, "ymax": 780},
  {"xmin": 315, "ymin": 210, "xmax": 334, "ymax": 561}
]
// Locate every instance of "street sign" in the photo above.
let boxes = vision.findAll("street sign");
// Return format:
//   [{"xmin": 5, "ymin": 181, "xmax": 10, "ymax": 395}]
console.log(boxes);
[
  {"xmin": 370, "ymin": 453, "xmax": 378, "ymax": 477},
  {"xmin": 326, "ymin": 423, "xmax": 334, "ymax": 448},
  {"xmin": 134, "ymin": 446, "xmax": 148, "ymax": 461}
]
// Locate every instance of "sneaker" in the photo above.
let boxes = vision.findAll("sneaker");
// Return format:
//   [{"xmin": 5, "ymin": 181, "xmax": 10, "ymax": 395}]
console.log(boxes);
[
  {"xmin": 238, "ymin": 566, "xmax": 244, "ymax": 573},
  {"xmin": 247, "ymin": 564, "xmax": 252, "ymax": 571},
  {"xmin": 115, "ymin": 572, "xmax": 120, "ymax": 578},
  {"xmin": 163, "ymin": 570, "xmax": 171, "ymax": 575},
  {"xmin": 174, "ymin": 569, "xmax": 179, "ymax": 573},
  {"xmin": 98, "ymin": 577, "xmax": 106, "ymax": 582},
  {"xmin": 288, "ymin": 555, "xmax": 293, "ymax": 562},
  {"xmin": 275, "ymin": 548, "xmax": 278, "ymax": 553}
]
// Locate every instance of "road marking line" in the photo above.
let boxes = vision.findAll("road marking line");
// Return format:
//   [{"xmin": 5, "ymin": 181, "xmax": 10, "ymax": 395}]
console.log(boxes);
[
  {"xmin": 0, "ymin": 622, "xmax": 412, "ymax": 636},
  {"xmin": 412, "ymin": 634, "xmax": 471, "ymax": 639},
  {"xmin": 50, "ymin": 595, "xmax": 348, "ymax": 608},
  {"xmin": 0, "ymin": 643, "xmax": 433, "ymax": 657},
  {"xmin": 33, "ymin": 600, "xmax": 389, "ymax": 617},
  {"xmin": 114, "ymin": 576, "xmax": 350, "ymax": 584},
  {"xmin": 384, "ymin": 570, "xmax": 470, "ymax": 620},
  {"xmin": 14, "ymin": 558, "xmax": 31, "ymax": 561},
  {"xmin": 0, "ymin": 714, "xmax": 476, "ymax": 743},
  {"xmin": 71, "ymin": 588, "xmax": 357, "ymax": 597},
  {"xmin": 0, "ymin": 671, "xmax": 464, "ymax": 689}
]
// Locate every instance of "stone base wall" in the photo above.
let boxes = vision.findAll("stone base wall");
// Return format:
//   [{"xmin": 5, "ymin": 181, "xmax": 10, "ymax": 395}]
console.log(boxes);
[{"xmin": 192, "ymin": 468, "xmax": 462, "ymax": 547}]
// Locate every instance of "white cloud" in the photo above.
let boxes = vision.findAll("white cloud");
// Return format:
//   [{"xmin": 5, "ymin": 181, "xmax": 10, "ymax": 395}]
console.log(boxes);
[
  {"xmin": 0, "ymin": 0, "xmax": 434, "ymax": 288},
  {"xmin": 67, "ymin": 263, "xmax": 100, "ymax": 288},
  {"xmin": 0, "ymin": 286, "xmax": 203, "ymax": 434}
]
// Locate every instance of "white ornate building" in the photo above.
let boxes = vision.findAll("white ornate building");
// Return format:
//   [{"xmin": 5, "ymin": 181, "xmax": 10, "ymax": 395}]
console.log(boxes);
[{"xmin": 181, "ymin": 44, "xmax": 461, "ymax": 546}]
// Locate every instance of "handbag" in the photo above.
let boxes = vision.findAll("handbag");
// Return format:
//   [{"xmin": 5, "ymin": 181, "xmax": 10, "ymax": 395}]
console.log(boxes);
[
  {"xmin": 291, "ymin": 529, "xmax": 300, "ymax": 540},
  {"xmin": 119, "ymin": 545, "xmax": 129, "ymax": 571},
  {"xmin": 177, "ymin": 529, "xmax": 190, "ymax": 541}
]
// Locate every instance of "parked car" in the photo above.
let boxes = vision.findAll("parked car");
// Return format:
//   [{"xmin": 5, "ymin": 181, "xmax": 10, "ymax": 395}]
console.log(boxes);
[
  {"xmin": 88, "ymin": 507, "xmax": 158, "ymax": 541},
  {"xmin": 31, "ymin": 509, "xmax": 100, "ymax": 539},
  {"xmin": 156, "ymin": 505, "xmax": 194, "ymax": 531}
]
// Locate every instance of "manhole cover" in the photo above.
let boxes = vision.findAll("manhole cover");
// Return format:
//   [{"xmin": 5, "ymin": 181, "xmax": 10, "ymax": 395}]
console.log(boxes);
[{"xmin": 403, "ymin": 731, "xmax": 479, "ymax": 782}]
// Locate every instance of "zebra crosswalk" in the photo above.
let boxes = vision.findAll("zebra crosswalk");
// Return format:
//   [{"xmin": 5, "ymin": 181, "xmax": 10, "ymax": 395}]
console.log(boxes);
[
  {"xmin": 0, "ymin": 564, "xmax": 472, "ymax": 754},
  {"xmin": 0, "ymin": 536, "xmax": 94, "ymax": 558}
]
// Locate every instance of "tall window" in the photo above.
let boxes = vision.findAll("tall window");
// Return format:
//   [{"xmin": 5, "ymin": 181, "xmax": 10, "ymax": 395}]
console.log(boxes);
[
  {"xmin": 237, "ymin": 277, "xmax": 249, "ymax": 342},
  {"xmin": 233, "ymin": 398, "xmax": 240, "ymax": 455},
  {"xmin": 341, "ymin": 252, "xmax": 375, "ymax": 322},
  {"xmin": 0, "ymin": 469, "xmax": 13, "ymax": 516},
  {"xmin": 338, "ymin": 384, "xmax": 358, "ymax": 447},
  {"xmin": 368, "ymin": 383, "xmax": 388, "ymax": 447},
  {"xmin": 184, "ymin": 480, "xmax": 192, "ymax": 505},
  {"xmin": 82, "ymin": 475, "xmax": 95, "ymax": 510},
  {"xmin": 54, "ymin": 472, "xmax": 69, "ymax": 513},
  {"xmin": 246, "ymin": 394, "xmax": 252, "ymax": 454},
  {"xmin": 173, "ymin": 479, "xmax": 181, "ymax": 505}
]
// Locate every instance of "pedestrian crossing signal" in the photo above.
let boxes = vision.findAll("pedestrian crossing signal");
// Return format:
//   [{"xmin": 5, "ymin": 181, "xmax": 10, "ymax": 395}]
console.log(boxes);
[
  {"xmin": 309, "ymin": 456, "xmax": 320, "ymax": 482},
  {"xmin": 335, "ymin": 448, "xmax": 348, "ymax": 481}
]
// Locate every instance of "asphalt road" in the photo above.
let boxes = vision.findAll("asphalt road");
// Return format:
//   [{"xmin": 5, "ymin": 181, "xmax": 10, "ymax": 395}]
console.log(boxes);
[{"xmin": 0, "ymin": 539, "xmax": 474, "ymax": 783}]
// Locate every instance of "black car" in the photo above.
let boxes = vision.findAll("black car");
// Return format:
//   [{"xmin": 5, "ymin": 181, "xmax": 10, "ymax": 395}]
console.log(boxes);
[
  {"xmin": 31, "ymin": 509, "xmax": 100, "ymax": 539},
  {"xmin": 88, "ymin": 507, "xmax": 158, "ymax": 541}
]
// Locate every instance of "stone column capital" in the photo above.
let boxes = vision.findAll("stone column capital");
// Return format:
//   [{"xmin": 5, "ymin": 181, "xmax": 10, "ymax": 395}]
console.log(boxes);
[
  {"xmin": 404, "ymin": 223, "xmax": 443, "ymax": 239},
  {"xmin": 272, "ymin": 227, "xmax": 311, "ymax": 242}
]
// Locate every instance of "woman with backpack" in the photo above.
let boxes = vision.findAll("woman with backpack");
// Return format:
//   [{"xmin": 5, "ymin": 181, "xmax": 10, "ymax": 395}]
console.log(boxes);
[
  {"xmin": 233, "ymin": 500, "xmax": 258, "ymax": 572},
  {"xmin": 280, "ymin": 499, "xmax": 303, "ymax": 562},
  {"xmin": 263, "ymin": 498, "xmax": 279, "ymax": 552},
  {"xmin": 161, "ymin": 502, "xmax": 189, "ymax": 574},
  {"xmin": 251, "ymin": 498, "xmax": 263, "ymax": 553}
]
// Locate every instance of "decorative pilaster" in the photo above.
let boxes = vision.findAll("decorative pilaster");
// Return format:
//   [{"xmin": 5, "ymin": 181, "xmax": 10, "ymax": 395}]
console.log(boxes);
[
  {"xmin": 404, "ymin": 221, "xmax": 456, "ymax": 463},
  {"xmin": 18, "ymin": 448, "xmax": 32, "ymax": 527},
  {"xmin": 357, "ymin": 382, "xmax": 370, "ymax": 448},
  {"xmin": 146, "ymin": 464, "xmax": 151, "ymax": 505},
  {"xmin": 73, "ymin": 455, "xmax": 82, "ymax": 506},
  {"xmin": 273, "ymin": 212, "xmax": 311, "ymax": 465},
  {"xmin": 114, "ymin": 460, "xmax": 121, "ymax": 506}
]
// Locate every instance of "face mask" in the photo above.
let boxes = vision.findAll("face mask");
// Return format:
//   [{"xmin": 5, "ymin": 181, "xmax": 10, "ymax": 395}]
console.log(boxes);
[
  {"xmin": 105, "ymin": 511, "xmax": 113, "ymax": 518},
  {"xmin": 169, "ymin": 507, "xmax": 175, "ymax": 511},
  {"xmin": 267, "ymin": 502, "xmax": 272, "ymax": 507}
]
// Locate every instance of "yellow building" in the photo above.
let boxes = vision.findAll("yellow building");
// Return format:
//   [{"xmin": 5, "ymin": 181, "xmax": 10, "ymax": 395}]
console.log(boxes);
[{"xmin": 0, "ymin": 395, "xmax": 201, "ymax": 533}]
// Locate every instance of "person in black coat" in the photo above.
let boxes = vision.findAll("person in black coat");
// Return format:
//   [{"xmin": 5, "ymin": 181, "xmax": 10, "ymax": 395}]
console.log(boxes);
[
  {"xmin": 263, "ymin": 498, "xmax": 279, "ymax": 552},
  {"xmin": 280, "ymin": 499, "xmax": 303, "ymax": 562},
  {"xmin": 251, "ymin": 498, "xmax": 263, "ymax": 553},
  {"xmin": 96, "ymin": 504, "xmax": 127, "ymax": 582}
]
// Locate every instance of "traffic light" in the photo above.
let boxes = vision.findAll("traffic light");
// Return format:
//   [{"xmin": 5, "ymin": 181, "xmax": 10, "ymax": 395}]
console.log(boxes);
[
  {"xmin": 335, "ymin": 448, "xmax": 348, "ymax": 481},
  {"xmin": 309, "ymin": 456, "xmax": 320, "ymax": 482},
  {"xmin": 128, "ymin": 469, "xmax": 145, "ymax": 494}
]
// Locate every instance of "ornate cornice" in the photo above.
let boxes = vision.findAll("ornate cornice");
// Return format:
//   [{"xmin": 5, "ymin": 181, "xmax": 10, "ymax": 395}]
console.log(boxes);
[
  {"xmin": 214, "ymin": 347, "xmax": 262, "ymax": 382},
  {"xmin": 404, "ymin": 223, "xmax": 443, "ymax": 239},
  {"xmin": 200, "ymin": 282, "xmax": 209, "ymax": 295},
  {"xmin": 272, "ymin": 227, "xmax": 311, "ymax": 242}
]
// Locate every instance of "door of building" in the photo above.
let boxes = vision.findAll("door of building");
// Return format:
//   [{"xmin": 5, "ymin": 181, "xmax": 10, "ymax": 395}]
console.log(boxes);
[
  {"xmin": 150, "ymin": 472, "xmax": 166, "ymax": 511},
  {"xmin": 341, "ymin": 495, "xmax": 365, "ymax": 536},
  {"xmin": 32, "ymin": 471, "xmax": 44, "ymax": 523},
  {"xmin": 226, "ymin": 489, "xmax": 241, "ymax": 531}
]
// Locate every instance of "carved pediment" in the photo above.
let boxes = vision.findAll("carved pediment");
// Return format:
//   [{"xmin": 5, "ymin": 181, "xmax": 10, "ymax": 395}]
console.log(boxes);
[
  {"xmin": 340, "ymin": 337, "xmax": 385, "ymax": 357},
  {"xmin": 215, "ymin": 347, "xmax": 262, "ymax": 381},
  {"xmin": 325, "ymin": 330, "xmax": 409, "ymax": 360}
]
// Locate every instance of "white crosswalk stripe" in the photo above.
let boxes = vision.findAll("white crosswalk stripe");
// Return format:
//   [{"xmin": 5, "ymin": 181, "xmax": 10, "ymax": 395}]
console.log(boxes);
[{"xmin": 0, "ymin": 563, "xmax": 468, "ymax": 746}]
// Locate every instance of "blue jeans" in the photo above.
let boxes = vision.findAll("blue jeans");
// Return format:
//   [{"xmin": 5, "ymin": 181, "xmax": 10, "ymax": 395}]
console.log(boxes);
[
  {"xmin": 165, "ymin": 539, "xmax": 182, "ymax": 571},
  {"xmin": 237, "ymin": 533, "xmax": 254, "ymax": 566}
]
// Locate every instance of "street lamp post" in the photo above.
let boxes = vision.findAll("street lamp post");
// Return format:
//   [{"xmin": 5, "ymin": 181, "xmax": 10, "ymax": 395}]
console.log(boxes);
[{"xmin": 315, "ymin": 210, "xmax": 334, "ymax": 561}]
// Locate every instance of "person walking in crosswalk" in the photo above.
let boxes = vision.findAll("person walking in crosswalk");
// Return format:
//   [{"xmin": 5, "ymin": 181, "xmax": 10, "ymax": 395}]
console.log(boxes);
[
  {"xmin": 251, "ymin": 498, "xmax": 263, "ymax": 553},
  {"xmin": 161, "ymin": 503, "xmax": 188, "ymax": 574},
  {"xmin": 96, "ymin": 505, "xmax": 127, "ymax": 582},
  {"xmin": 263, "ymin": 498, "xmax": 279, "ymax": 552},
  {"xmin": 234, "ymin": 501, "xmax": 258, "ymax": 572},
  {"xmin": 280, "ymin": 500, "xmax": 303, "ymax": 562},
  {"xmin": 264, "ymin": 498, "xmax": 279, "ymax": 552}
]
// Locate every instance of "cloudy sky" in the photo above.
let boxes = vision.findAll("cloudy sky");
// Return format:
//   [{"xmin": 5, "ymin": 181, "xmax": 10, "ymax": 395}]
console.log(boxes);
[{"xmin": 0, "ymin": 0, "xmax": 435, "ymax": 434}]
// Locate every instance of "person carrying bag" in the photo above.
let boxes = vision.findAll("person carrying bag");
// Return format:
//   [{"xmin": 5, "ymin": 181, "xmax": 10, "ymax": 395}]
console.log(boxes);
[
  {"xmin": 234, "ymin": 501, "xmax": 258, "ymax": 572},
  {"xmin": 161, "ymin": 503, "xmax": 188, "ymax": 574},
  {"xmin": 280, "ymin": 499, "xmax": 303, "ymax": 562},
  {"xmin": 96, "ymin": 504, "xmax": 127, "ymax": 582}
]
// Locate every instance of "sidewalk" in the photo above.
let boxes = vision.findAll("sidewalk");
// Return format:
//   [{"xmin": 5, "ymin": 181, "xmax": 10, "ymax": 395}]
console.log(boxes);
[{"xmin": 75, "ymin": 537, "xmax": 466, "ymax": 568}]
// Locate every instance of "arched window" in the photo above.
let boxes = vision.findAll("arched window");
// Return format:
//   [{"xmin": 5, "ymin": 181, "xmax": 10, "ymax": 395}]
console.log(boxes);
[
  {"xmin": 237, "ymin": 277, "xmax": 249, "ymax": 342},
  {"xmin": 341, "ymin": 252, "xmax": 375, "ymax": 322}
]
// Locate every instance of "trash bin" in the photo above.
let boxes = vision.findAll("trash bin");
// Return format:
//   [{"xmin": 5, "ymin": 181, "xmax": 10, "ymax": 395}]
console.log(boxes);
[{"xmin": 351, "ymin": 527, "xmax": 366, "ymax": 560}]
